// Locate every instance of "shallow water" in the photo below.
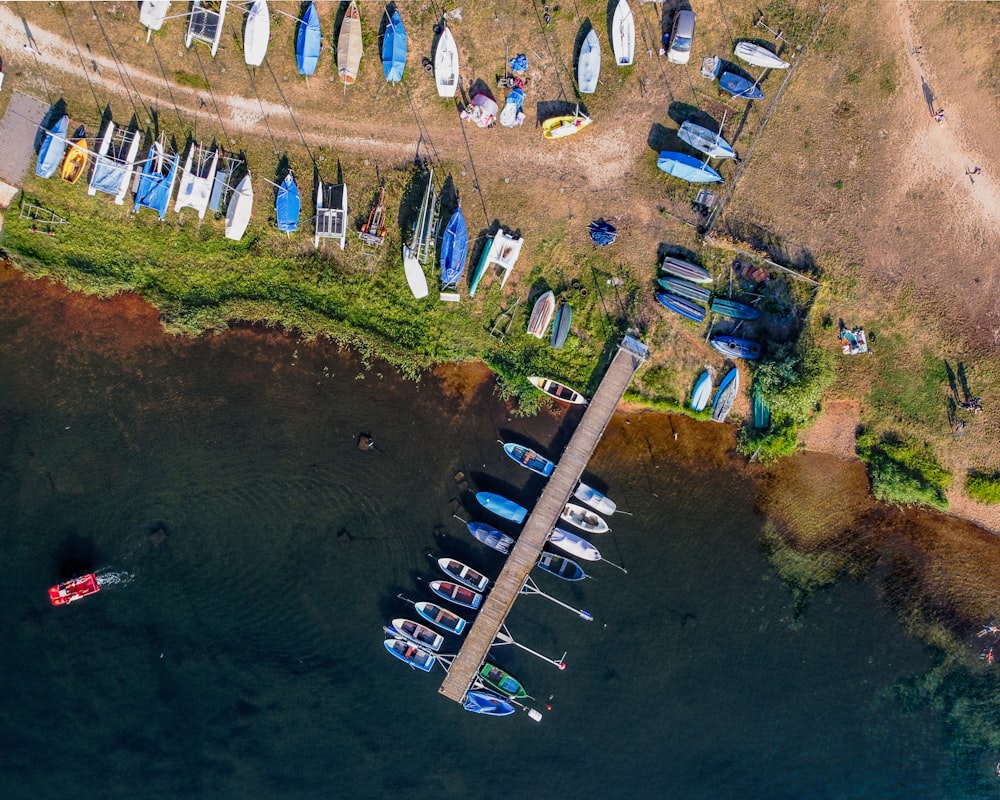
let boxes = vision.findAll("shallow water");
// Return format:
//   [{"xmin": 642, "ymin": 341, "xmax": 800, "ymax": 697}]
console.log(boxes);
[{"xmin": 0, "ymin": 267, "xmax": 980, "ymax": 799}]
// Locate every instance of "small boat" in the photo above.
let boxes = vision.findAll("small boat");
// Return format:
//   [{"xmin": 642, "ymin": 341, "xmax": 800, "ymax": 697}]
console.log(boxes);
[
  {"xmin": 337, "ymin": 1, "xmax": 363, "ymax": 87},
  {"xmin": 660, "ymin": 255, "xmax": 712, "ymax": 284},
  {"xmin": 429, "ymin": 580, "xmax": 482, "ymax": 610},
  {"xmin": 656, "ymin": 292, "xmax": 707, "ymax": 323},
  {"xmin": 527, "ymin": 290, "xmax": 556, "ymax": 338},
  {"xmin": 224, "ymin": 172, "xmax": 253, "ymax": 241},
  {"xmin": 388, "ymin": 619, "xmax": 444, "ymax": 652},
  {"xmin": 464, "ymin": 690, "xmax": 516, "ymax": 716},
  {"xmin": 710, "ymin": 335, "xmax": 762, "ymax": 360},
  {"xmin": 657, "ymin": 151, "xmax": 723, "ymax": 184},
  {"xmin": 296, "ymin": 2, "xmax": 322, "ymax": 77},
  {"xmin": 503, "ymin": 442, "xmax": 555, "ymax": 478},
  {"xmin": 574, "ymin": 482, "xmax": 617, "ymax": 515},
  {"xmin": 383, "ymin": 635, "xmax": 436, "ymax": 672},
  {"xmin": 528, "ymin": 376, "xmax": 587, "ymax": 405},
  {"xmin": 753, "ymin": 388, "xmax": 771, "ymax": 429},
  {"xmin": 174, "ymin": 142, "xmax": 219, "ymax": 219},
  {"xmin": 610, "ymin": 0, "xmax": 635, "ymax": 66},
  {"xmin": 134, "ymin": 141, "xmax": 179, "ymax": 220},
  {"xmin": 275, "ymin": 171, "xmax": 300, "ymax": 234},
  {"xmin": 479, "ymin": 662, "xmax": 530, "ymax": 699},
  {"xmin": 719, "ymin": 72, "xmax": 764, "ymax": 100},
  {"xmin": 243, "ymin": 0, "xmax": 270, "ymax": 67},
  {"xmin": 541, "ymin": 110, "xmax": 593, "ymax": 140},
  {"xmin": 549, "ymin": 528, "xmax": 601, "ymax": 562},
  {"xmin": 537, "ymin": 552, "xmax": 587, "ymax": 581},
  {"xmin": 657, "ymin": 276, "xmax": 711, "ymax": 303},
  {"xmin": 498, "ymin": 87, "xmax": 525, "ymax": 128},
  {"xmin": 734, "ymin": 41, "xmax": 790, "ymax": 70},
  {"xmin": 469, "ymin": 229, "xmax": 524, "ymax": 296},
  {"xmin": 140, "ymin": 0, "xmax": 171, "ymax": 38},
  {"xmin": 439, "ymin": 207, "xmax": 468, "ymax": 302},
  {"xmin": 36, "ymin": 114, "xmax": 68, "ymax": 180},
  {"xmin": 678, "ymin": 120, "xmax": 737, "ymax": 160},
  {"xmin": 711, "ymin": 366, "xmax": 740, "ymax": 422},
  {"xmin": 48, "ymin": 573, "xmax": 100, "ymax": 606},
  {"xmin": 61, "ymin": 127, "xmax": 89, "ymax": 184},
  {"xmin": 403, "ymin": 168, "xmax": 435, "ymax": 299},
  {"xmin": 577, "ymin": 27, "xmax": 601, "ymax": 94},
  {"xmin": 434, "ymin": 25, "xmax": 459, "ymax": 98},
  {"xmin": 475, "ymin": 492, "xmax": 527, "ymax": 524},
  {"xmin": 382, "ymin": 8, "xmax": 407, "ymax": 83},
  {"xmin": 710, "ymin": 297, "xmax": 760, "ymax": 320},
  {"xmin": 414, "ymin": 600, "xmax": 467, "ymax": 635},
  {"xmin": 88, "ymin": 122, "xmax": 141, "ymax": 204},
  {"xmin": 437, "ymin": 558, "xmax": 489, "ymax": 592},
  {"xmin": 466, "ymin": 521, "xmax": 514, "ymax": 554},
  {"xmin": 550, "ymin": 302, "xmax": 572, "ymax": 349},
  {"xmin": 185, "ymin": 0, "xmax": 227, "ymax": 58},
  {"xmin": 690, "ymin": 369, "xmax": 713, "ymax": 412},
  {"xmin": 560, "ymin": 502, "xmax": 609, "ymax": 534}
]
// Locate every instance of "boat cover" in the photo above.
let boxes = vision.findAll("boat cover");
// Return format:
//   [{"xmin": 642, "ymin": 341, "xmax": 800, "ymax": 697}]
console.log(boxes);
[
  {"xmin": 588, "ymin": 219, "xmax": 616, "ymax": 246},
  {"xmin": 461, "ymin": 94, "xmax": 499, "ymax": 128},
  {"xmin": 276, "ymin": 173, "xmax": 300, "ymax": 233},
  {"xmin": 499, "ymin": 87, "xmax": 525, "ymax": 128},
  {"xmin": 91, "ymin": 131, "xmax": 139, "ymax": 199},
  {"xmin": 509, "ymin": 53, "xmax": 528, "ymax": 73},
  {"xmin": 657, "ymin": 152, "xmax": 723, "ymax": 184},
  {"xmin": 297, "ymin": 3, "xmax": 321, "ymax": 76},
  {"xmin": 439, "ymin": 208, "xmax": 468, "ymax": 287},
  {"xmin": 464, "ymin": 691, "xmax": 515, "ymax": 716},
  {"xmin": 35, "ymin": 115, "xmax": 68, "ymax": 179},
  {"xmin": 382, "ymin": 9, "xmax": 407, "ymax": 83},
  {"xmin": 134, "ymin": 148, "xmax": 179, "ymax": 219},
  {"xmin": 719, "ymin": 72, "xmax": 764, "ymax": 100}
]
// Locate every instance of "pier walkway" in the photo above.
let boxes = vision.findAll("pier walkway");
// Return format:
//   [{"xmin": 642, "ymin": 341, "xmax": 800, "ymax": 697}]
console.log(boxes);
[{"xmin": 439, "ymin": 335, "xmax": 649, "ymax": 703}]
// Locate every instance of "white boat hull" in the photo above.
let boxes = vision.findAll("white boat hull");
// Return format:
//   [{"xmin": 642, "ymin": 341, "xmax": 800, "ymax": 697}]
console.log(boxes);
[
  {"xmin": 734, "ymin": 41, "xmax": 790, "ymax": 70},
  {"xmin": 435, "ymin": 27, "xmax": 459, "ymax": 97},
  {"xmin": 225, "ymin": 173, "xmax": 253, "ymax": 240},
  {"xmin": 578, "ymin": 29, "xmax": 601, "ymax": 94},
  {"xmin": 550, "ymin": 528, "xmax": 601, "ymax": 562},
  {"xmin": 243, "ymin": 0, "xmax": 270, "ymax": 66},
  {"xmin": 403, "ymin": 248, "xmax": 429, "ymax": 298},
  {"xmin": 610, "ymin": 0, "xmax": 635, "ymax": 66}
]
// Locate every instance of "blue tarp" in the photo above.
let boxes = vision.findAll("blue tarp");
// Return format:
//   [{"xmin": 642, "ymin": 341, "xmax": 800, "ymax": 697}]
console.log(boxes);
[
  {"xmin": 439, "ymin": 208, "xmax": 468, "ymax": 286},
  {"xmin": 91, "ymin": 158, "xmax": 130, "ymax": 196},
  {"xmin": 509, "ymin": 54, "xmax": 528, "ymax": 73},
  {"xmin": 382, "ymin": 9, "xmax": 407, "ymax": 83},
  {"xmin": 134, "ymin": 147, "xmax": 179, "ymax": 220},
  {"xmin": 588, "ymin": 219, "xmax": 617, "ymax": 246},
  {"xmin": 276, "ymin": 173, "xmax": 300, "ymax": 233},
  {"xmin": 35, "ymin": 115, "xmax": 68, "ymax": 179},
  {"xmin": 297, "ymin": 3, "xmax": 321, "ymax": 76}
]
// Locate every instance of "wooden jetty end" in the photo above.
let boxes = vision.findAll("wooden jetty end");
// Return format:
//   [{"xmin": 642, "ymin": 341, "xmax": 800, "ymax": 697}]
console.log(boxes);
[{"xmin": 439, "ymin": 336, "xmax": 649, "ymax": 704}]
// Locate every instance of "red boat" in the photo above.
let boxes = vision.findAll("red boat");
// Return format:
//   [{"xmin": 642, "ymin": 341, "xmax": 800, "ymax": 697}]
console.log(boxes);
[{"xmin": 48, "ymin": 573, "xmax": 100, "ymax": 606}]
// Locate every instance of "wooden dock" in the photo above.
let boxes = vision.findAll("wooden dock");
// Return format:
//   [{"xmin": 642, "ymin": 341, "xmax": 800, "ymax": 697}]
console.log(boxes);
[{"xmin": 439, "ymin": 335, "xmax": 649, "ymax": 703}]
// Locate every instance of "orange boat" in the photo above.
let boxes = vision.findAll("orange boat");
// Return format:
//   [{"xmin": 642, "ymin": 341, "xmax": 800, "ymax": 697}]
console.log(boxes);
[
  {"xmin": 61, "ymin": 130, "xmax": 89, "ymax": 184},
  {"xmin": 48, "ymin": 573, "xmax": 100, "ymax": 606}
]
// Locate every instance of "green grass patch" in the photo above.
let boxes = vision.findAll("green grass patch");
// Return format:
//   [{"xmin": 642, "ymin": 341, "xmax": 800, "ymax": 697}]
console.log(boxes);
[
  {"xmin": 174, "ymin": 71, "xmax": 209, "ymax": 90},
  {"xmin": 856, "ymin": 429, "xmax": 951, "ymax": 510},
  {"xmin": 965, "ymin": 471, "xmax": 1000, "ymax": 505}
]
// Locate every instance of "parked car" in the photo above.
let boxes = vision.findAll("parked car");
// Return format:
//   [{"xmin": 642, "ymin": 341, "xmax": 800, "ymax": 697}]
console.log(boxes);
[{"xmin": 666, "ymin": 10, "xmax": 695, "ymax": 64}]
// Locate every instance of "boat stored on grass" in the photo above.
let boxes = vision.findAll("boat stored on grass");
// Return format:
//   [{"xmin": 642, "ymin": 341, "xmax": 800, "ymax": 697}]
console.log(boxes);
[
  {"xmin": 656, "ymin": 291, "xmax": 707, "ymax": 323},
  {"xmin": 537, "ymin": 552, "xmax": 587, "ymax": 581},
  {"xmin": 550, "ymin": 302, "xmax": 573, "ymax": 349},
  {"xmin": 434, "ymin": 25, "xmax": 459, "ymax": 97},
  {"xmin": 337, "ymin": 1, "xmax": 363, "ymax": 86},
  {"xmin": 384, "ymin": 635, "xmax": 436, "ymax": 672},
  {"xmin": 139, "ymin": 1, "xmax": 171, "ymax": 38},
  {"xmin": 660, "ymin": 255, "xmax": 712, "ymax": 284},
  {"xmin": 403, "ymin": 168, "xmax": 437, "ymax": 299},
  {"xmin": 610, "ymin": 0, "xmax": 635, "ymax": 66},
  {"xmin": 690, "ymin": 369, "xmax": 713, "ymax": 412},
  {"xmin": 577, "ymin": 27, "xmax": 601, "ymax": 93},
  {"xmin": 275, "ymin": 171, "xmax": 300, "ymax": 234},
  {"xmin": 466, "ymin": 521, "xmax": 515, "ymax": 554},
  {"xmin": 560, "ymin": 503, "xmax": 609, "ymax": 534},
  {"xmin": 174, "ymin": 143, "xmax": 219, "ymax": 220},
  {"xmin": 133, "ymin": 141, "xmax": 179, "ymax": 220},
  {"xmin": 657, "ymin": 151, "xmax": 723, "ymax": 184},
  {"xmin": 382, "ymin": 8, "xmax": 407, "ymax": 83},
  {"xmin": 36, "ymin": 115, "xmax": 68, "ymax": 180},
  {"xmin": 243, "ymin": 0, "xmax": 270, "ymax": 66},
  {"xmin": 527, "ymin": 290, "xmax": 556, "ymax": 338},
  {"xmin": 711, "ymin": 367, "xmax": 740, "ymax": 422},
  {"xmin": 464, "ymin": 690, "xmax": 516, "ymax": 716},
  {"xmin": 528, "ymin": 376, "xmax": 587, "ymax": 405},
  {"xmin": 414, "ymin": 601, "xmax": 467, "ymax": 635},
  {"xmin": 541, "ymin": 110, "xmax": 593, "ymax": 139},
  {"xmin": 502, "ymin": 443, "xmax": 555, "ymax": 477},
  {"xmin": 469, "ymin": 229, "xmax": 523, "ymax": 296},
  {"xmin": 429, "ymin": 580, "xmax": 482, "ymax": 610},
  {"xmin": 657, "ymin": 276, "xmax": 711, "ymax": 303},
  {"xmin": 574, "ymin": 482, "xmax": 616, "ymax": 515},
  {"xmin": 678, "ymin": 120, "xmax": 737, "ymax": 160},
  {"xmin": 296, "ymin": 3, "xmax": 321, "ymax": 76},
  {"xmin": 389, "ymin": 619, "xmax": 444, "ymax": 652},
  {"xmin": 479, "ymin": 662, "xmax": 530, "ymax": 699},
  {"xmin": 719, "ymin": 72, "xmax": 764, "ymax": 100},
  {"xmin": 710, "ymin": 335, "xmax": 762, "ymax": 360},
  {"xmin": 437, "ymin": 558, "xmax": 489, "ymax": 592},
  {"xmin": 61, "ymin": 130, "xmax": 89, "ymax": 185},
  {"xmin": 185, "ymin": 0, "xmax": 227, "ymax": 58},
  {"xmin": 48, "ymin": 573, "xmax": 100, "ymax": 606},
  {"xmin": 710, "ymin": 297, "xmax": 760, "ymax": 320},
  {"xmin": 224, "ymin": 173, "xmax": 253, "ymax": 240},
  {"xmin": 439, "ymin": 207, "xmax": 468, "ymax": 301},
  {"xmin": 475, "ymin": 492, "xmax": 527, "ymax": 524},
  {"xmin": 88, "ymin": 122, "xmax": 141, "ymax": 205},
  {"xmin": 753, "ymin": 388, "xmax": 771, "ymax": 429},
  {"xmin": 734, "ymin": 41, "xmax": 790, "ymax": 70}
]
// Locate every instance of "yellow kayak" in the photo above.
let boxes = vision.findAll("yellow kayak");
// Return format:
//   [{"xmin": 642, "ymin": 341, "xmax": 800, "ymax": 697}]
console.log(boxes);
[
  {"xmin": 541, "ymin": 113, "xmax": 593, "ymax": 140},
  {"xmin": 61, "ymin": 135, "xmax": 89, "ymax": 184}
]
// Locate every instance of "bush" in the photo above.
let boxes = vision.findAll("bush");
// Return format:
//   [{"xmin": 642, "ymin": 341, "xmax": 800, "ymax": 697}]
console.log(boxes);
[
  {"xmin": 856, "ymin": 429, "xmax": 951, "ymax": 510},
  {"xmin": 965, "ymin": 471, "xmax": 1000, "ymax": 505}
]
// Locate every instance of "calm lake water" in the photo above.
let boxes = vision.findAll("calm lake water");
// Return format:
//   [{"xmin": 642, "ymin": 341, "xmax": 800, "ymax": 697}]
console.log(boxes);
[{"xmin": 0, "ymin": 267, "xmax": 981, "ymax": 799}]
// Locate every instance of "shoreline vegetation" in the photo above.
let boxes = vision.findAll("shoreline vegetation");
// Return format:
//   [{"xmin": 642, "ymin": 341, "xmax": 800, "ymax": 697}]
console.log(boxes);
[{"xmin": 5, "ymin": 0, "xmax": 1000, "ymax": 773}]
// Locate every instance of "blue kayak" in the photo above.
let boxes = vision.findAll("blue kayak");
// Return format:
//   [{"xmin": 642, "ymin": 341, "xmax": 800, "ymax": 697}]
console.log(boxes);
[
  {"xmin": 503, "ymin": 442, "xmax": 555, "ymax": 477},
  {"xmin": 719, "ymin": 72, "xmax": 764, "ymax": 100},
  {"xmin": 475, "ymin": 492, "xmax": 527, "ymax": 524},
  {"xmin": 690, "ymin": 370, "xmax": 713, "ymax": 412},
  {"xmin": 296, "ymin": 2, "xmax": 321, "ymax": 76},
  {"xmin": 657, "ymin": 151, "xmax": 723, "ymax": 184},
  {"xmin": 464, "ymin": 690, "xmax": 516, "ymax": 716},
  {"xmin": 36, "ymin": 115, "xmax": 68, "ymax": 179},
  {"xmin": 656, "ymin": 292, "xmax": 706, "ymax": 323},
  {"xmin": 381, "ymin": 8, "xmax": 407, "ymax": 83}
]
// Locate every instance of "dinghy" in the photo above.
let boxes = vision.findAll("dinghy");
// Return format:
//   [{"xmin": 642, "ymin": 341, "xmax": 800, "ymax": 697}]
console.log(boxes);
[
  {"xmin": 434, "ymin": 25, "xmax": 459, "ymax": 97},
  {"xmin": 382, "ymin": 8, "xmax": 407, "ymax": 83},
  {"xmin": 414, "ymin": 601, "xmax": 467, "ymax": 635},
  {"xmin": 337, "ymin": 1, "xmax": 363, "ymax": 86},
  {"xmin": 537, "ymin": 552, "xmax": 587, "ymax": 582},
  {"xmin": 429, "ymin": 580, "xmax": 482, "ymax": 610},
  {"xmin": 479, "ymin": 662, "xmax": 530, "ymax": 699},
  {"xmin": 678, "ymin": 120, "xmax": 737, "ymax": 160},
  {"xmin": 439, "ymin": 207, "xmax": 468, "ymax": 301},
  {"xmin": 550, "ymin": 302, "xmax": 572, "ymax": 349},
  {"xmin": 560, "ymin": 503, "xmax": 609, "ymax": 534},
  {"xmin": 690, "ymin": 369, "xmax": 713, "ymax": 412},
  {"xmin": 657, "ymin": 151, "xmax": 723, "ymax": 183},
  {"xmin": 140, "ymin": 1, "xmax": 171, "ymax": 39},
  {"xmin": 383, "ymin": 635, "xmax": 436, "ymax": 672},
  {"xmin": 388, "ymin": 619, "xmax": 444, "ymax": 652},
  {"xmin": 403, "ymin": 169, "xmax": 436, "ymax": 299},
  {"xmin": 541, "ymin": 110, "xmax": 593, "ymax": 140},
  {"xmin": 577, "ymin": 27, "xmax": 601, "ymax": 94},
  {"xmin": 185, "ymin": 0, "xmax": 227, "ymax": 58},
  {"xmin": 475, "ymin": 492, "xmax": 527, "ymax": 524},
  {"xmin": 710, "ymin": 335, "xmax": 762, "ymax": 360},
  {"xmin": 657, "ymin": 276, "xmax": 711, "ymax": 303},
  {"xmin": 734, "ymin": 41, "xmax": 790, "ymax": 70},
  {"xmin": 224, "ymin": 172, "xmax": 253, "ymax": 240},
  {"xmin": 35, "ymin": 115, "xmax": 68, "ymax": 179},
  {"xmin": 573, "ymin": 482, "xmax": 617, "ymax": 515},
  {"xmin": 712, "ymin": 366, "xmax": 740, "ymax": 423},
  {"xmin": 243, "ymin": 0, "xmax": 270, "ymax": 67},
  {"xmin": 503, "ymin": 442, "xmax": 555, "ymax": 478},
  {"xmin": 610, "ymin": 0, "xmax": 635, "ymax": 66},
  {"xmin": 656, "ymin": 292, "xmax": 707, "ymax": 323},
  {"xmin": 466, "ymin": 521, "xmax": 514, "ymax": 554},
  {"xmin": 464, "ymin": 691, "xmax": 516, "ymax": 716},
  {"xmin": 719, "ymin": 72, "xmax": 764, "ymax": 100},
  {"xmin": 710, "ymin": 297, "xmax": 760, "ymax": 320},
  {"xmin": 527, "ymin": 290, "xmax": 556, "ymax": 338},
  {"xmin": 174, "ymin": 143, "xmax": 219, "ymax": 219},
  {"xmin": 61, "ymin": 128, "xmax": 89, "ymax": 184},
  {"xmin": 527, "ymin": 376, "xmax": 587, "ymax": 405},
  {"xmin": 297, "ymin": 2, "xmax": 321, "ymax": 76},
  {"xmin": 275, "ymin": 171, "xmax": 300, "ymax": 234},
  {"xmin": 133, "ymin": 141, "xmax": 179, "ymax": 219},
  {"xmin": 549, "ymin": 528, "xmax": 601, "ymax": 562},
  {"xmin": 437, "ymin": 558, "xmax": 489, "ymax": 592},
  {"xmin": 88, "ymin": 122, "xmax": 141, "ymax": 204},
  {"xmin": 660, "ymin": 255, "xmax": 712, "ymax": 284}
]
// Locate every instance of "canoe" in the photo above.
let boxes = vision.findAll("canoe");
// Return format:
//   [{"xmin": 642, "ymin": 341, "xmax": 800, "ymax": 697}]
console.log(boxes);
[
  {"xmin": 560, "ymin": 502, "xmax": 609, "ymax": 534},
  {"xmin": 550, "ymin": 302, "xmax": 572, "ymax": 349},
  {"xmin": 382, "ymin": 8, "xmax": 407, "ymax": 83},
  {"xmin": 549, "ymin": 527, "xmax": 601, "ymax": 562},
  {"xmin": 753, "ymin": 388, "xmax": 772, "ymax": 429},
  {"xmin": 710, "ymin": 297, "xmax": 760, "ymax": 320},
  {"xmin": 710, "ymin": 335, "xmax": 762, "ymax": 360},
  {"xmin": 224, "ymin": 172, "xmax": 253, "ymax": 241},
  {"xmin": 527, "ymin": 290, "xmax": 556, "ymax": 338},
  {"xmin": 475, "ymin": 492, "xmax": 527, "ymax": 524},
  {"xmin": 479, "ymin": 662, "xmax": 529, "ymax": 699},
  {"xmin": 434, "ymin": 25, "xmax": 459, "ymax": 97},
  {"xmin": 541, "ymin": 112, "xmax": 593, "ymax": 140},
  {"xmin": 464, "ymin": 690, "xmax": 516, "ymax": 716},
  {"xmin": 466, "ymin": 521, "xmax": 514, "ymax": 554},
  {"xmin": 657, "ymin": 151, "xmax": 723, "ymax": 184},
  {"xmin": 337, "ymin": 1, "xmax": 363, "ymax": 86},
  {"xmin": 610, "ymin": 0, "xmax": 635, "ymax": 66},
  {"xmin": 414, "ymin": 601, "xmax": 467, "ymax": 635},
  {"xmin": 656, "ymin": 292, "xmax": 707, "ymax": 323},
  {"xmin": 61, "ymin": 128, "xmax": 88, "ymax": 184},
  {"xmin": 690, "ymin": 369, "xmax": 713, "ymax": 412},
  {"xmin": 429, "ymin": 580, "xmax": 482, "ymax": 610},
  {"xmin": 528, "ymin": 376, "xmax": 587, "ymax": 405},
  {"xmin": 574, "ymin": 482, "xmax": 617, "ymax": 515},
  {"xmin": 502, "ymin": 442, "xmax": 555, "ymax": 478},
  {"xmin": 243, "ymin": 0, "xmax": 270, "ymax": 66},
  {"xmin": 439, "ymin": 207, "xmax": 467, "ymax": 301},
  {"xmin": 36, "ymin": 115, "xmax": 68, "ymax": 179},
  {"xmin": 296, "ymin": 2, "xmax": 321, "ymax": 77},
  {"xmin": 275, "ymin": 172, "xmax": 300, "ymax": 234},
  {"xmin": 719, "ymin": 72, "xmax": 764, "ymax": 100},
  {"xmin": 577, "ymin": 28, "xmax": 600, "ymax": 94},
  {"xmin": 711, "ymin": 366, "xmax": 740, "ymax": 423},
  {"xmin": 388, "ymin": 619, "xmax": 444, "ymax": 652},
  {"xmin": 678, "ymin": 121, "xmax": 737, "ymax": 160},
  {"xmin": 437, "ymin": 558, "xmax": 489, "ymax": 592},
  {"xmin": 734, "ymin": 41, "xmax": 790, "ymax": 70},
  {"xmin": 383, "ymin": 635, "xmax": 436, "ymax": 672},
  {"xmin": 537, "ymin": 552, "xmax": 587, "ymax": 581},
  {"xmin": 657, "ymin": 276, "xmax": 711, "ymax": 303},
  {"xmin": 660, "ymin": 255, "xmax": 712, "ymax": 284}
]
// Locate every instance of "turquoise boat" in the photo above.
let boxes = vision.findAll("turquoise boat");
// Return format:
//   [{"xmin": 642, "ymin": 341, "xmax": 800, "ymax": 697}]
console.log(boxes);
[
  {"xmin": 656, "ymin": 292, "xmax": 706, "ymax": 323},
  {"xmin": 657, "ymin": 277, "xmax": 711, "ymax": 303},
  {"xmin": 503, "ymin": 442, "xmax": 555, "ymax": 477},
  {"xmin": 475, "ymin": 492, "xmax": 527, "ymax": 524},
  {"xmin": 690, "ymin": 369, "xmax": 713, "ymax": 412},
  {"xmin": 710, "ymin": 297, "xmax": 761, "ymax": 320},
  {"xmin": 753, "ymin": 389, "xmax": 771, "ymax": 429}
]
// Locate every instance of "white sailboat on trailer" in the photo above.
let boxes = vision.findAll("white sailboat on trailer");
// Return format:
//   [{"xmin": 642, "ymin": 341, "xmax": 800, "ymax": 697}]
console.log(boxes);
[{"xmin": 403, "ymin": 169, "xmax": 438, "ymax": 298}]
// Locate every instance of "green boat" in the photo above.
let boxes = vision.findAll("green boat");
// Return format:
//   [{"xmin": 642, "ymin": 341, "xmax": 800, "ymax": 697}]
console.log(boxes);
[
  {"xmin": 656, "ymin": 276, "xmax": 711, "ymax": 303},
  {"xmin": 709, "ymin": 297, "xmax": 761, "ymax": 320},
  {"xmin": 479, "ymin": 662, "xmax": 530, "ymax": 700},
  {"xmin": 752, "ymin": 388, "xmax": 771, "ymax": 429}
]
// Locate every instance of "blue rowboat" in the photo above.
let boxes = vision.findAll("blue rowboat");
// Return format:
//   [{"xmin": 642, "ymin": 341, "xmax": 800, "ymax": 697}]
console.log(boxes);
[
  {"xmin": 381, "ymin": 8, "xmax": 407, "ymax": 83},
  {"xmin": 439, "ymin": 208, "xmax": 468, "ymax": 300},
  {"xmin": 36, "ymin": 115, "xmax": 68, "ymax": 179},
  {"xmin": 466, "ymin": 521, "xmax": 514, "ymax": 554},
  {"xmin": 710, "ymin": 297, "xmax": 760, "ymax": 320},
  {"xmin": 429, "ymin": 580, "xmax": 482, "ymax": 610},
  {"xmin": 275, "ymin": 172, "xmax": 300, "ymax": 234},
  {"xmin": 502, "ymin": 442, "xmax": 555, "ymax": 478},
  {"xmin": 690, "ymin": 369, "xmax": 713, "ymax": 412},
  {"xmin": 656, "ymin": 292, "xmax": 707, "ymax": 323},
  {"xmin": 537, "ymin": 552, "xmax": 587, "ymax": 581},
  {"xmin": 712, "ymin": 366, "xmax": 740, "ymax": 422},
  {"xmin": 475, "ymin": 492, "xmax": 527, "ymax": 524},
  {"xmin": 414, "ymin": 600, "xmax": 467, "ymax": 635},
  {"xmin": 550, "ymin": 301, "xmax": 572, "ymax": 349},
  {"xmin": 296, "ymin": 2, "xmax": 321, "ymax": 76},
  {"xmin": 719, "ymin": 72, "xmax": 764, "ymax": 100},
  {"xmin": 657, "ymin": 276, "xmax": 711, "ymax": 303},
  {"xmin": 383, "ymin": 635, "xmax": 436, "ymax": 672},
  {"xmin": 657, "ymin": 151, "xmax": 723, "ymax": 184},
  {"xmin": 710, "ymin": 336, "xmax": 762, "ymax": 360},
  {"xmin": 463, "ymin": 690, "xmax": 516, "ymax": 716},
  {"xmin": 660, "ymin": 256, "xmax": 712, "ymax": 284}
]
